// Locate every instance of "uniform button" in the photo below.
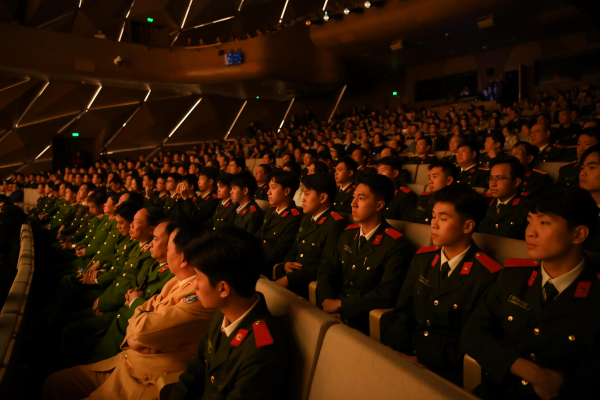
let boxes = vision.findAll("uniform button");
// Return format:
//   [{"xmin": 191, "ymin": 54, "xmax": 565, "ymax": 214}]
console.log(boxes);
[
  {"xmin": 522, "ymin": 380, "xmax": 529, "ymax": 385},
  {"xmin": 263, "ymin": 240, "xmax": 266, "ymax": 243},
  {"xmin": 424, "ymin": 331, "xmax": 429, "ymax": 337},
  {"xmin": 117, "ymin": 314, "xmax": 120, "ymax": 318},
  {"xmin": 568, "ymin": 335, "xmax": 575, "ymax": 341},
  {"xmin": 425, "ymin": 218, "xmax": 429, "ymax": 222},
  {"xmin": 124, "ymin": 355, "xmax": 127, "ymax": 360},
  {"xmin": 211, "ymin": 376, "xmax": 215, "ymax": 383},
  {"xmin": 352, "ymin": 265, "xmax": 355, "ymax": 269},
  {"xmin": 273, "ymin": 232, "xmax": 276, "ymax": 235},
  {"xmin": 302, "ymin": 240, "xmax": 305, "ymax": 244},
  {"xmin": 116, "ymin": 283, "xmax": 119, "ymax": 286},
  {"xmin": 495, "ymin": 224, "xmax": 498, "ymax": 228},
  {"xmin": 123, "ymin": 273, "xmax": 126, "ymax": 276},
  {"xmin": 97, "ymin": 251, "xmax": 100, "ymax": 254},
  {"xmin": 453, "ymin": 304, "xmax": 457, "ymax": 309},
  {"xmin": 386, "ymin": 207, "xmax": 389, "ymax": 210},
  {"xmin": 426, "ymin": 320, "xmax": 431, "ymax": 326},
  {"xmin": 312, "ymin": 243, "xmax": 315, "ymax": 246},
  {"xmin": 508, "ymin": 316, "xmax": 513, "ymax": 321},
  {"xmin": 148, "ymin": 289, "xmax": 151, "ymax": 292},
  {"xmin": 300, "ymin": 254, "xmax": 303, "ymax": 257},
  {"xmin": 434, "ymin": 300, "xmax": 439, "ymax": 306},
  {"xmin": 111, "ymin": 267, "xmax": 114, "ymax": 270},
  {"xmin": 510, "ymin": 222, "xmax": 514, "ymax": 225},
  {"xmin": 530, "ymin": 353, "xmax": 536, "ymax": 360},
  {"xmin": 534, "ymin": 328, "xmax": 540, "ymax": 335},
  {"xmin": 349, "ymin": 282, "xmax": 353, "ymax": 286},
  {"xmin": 213, "ymin": 227, "xmax": 216, "ymax": 230}
]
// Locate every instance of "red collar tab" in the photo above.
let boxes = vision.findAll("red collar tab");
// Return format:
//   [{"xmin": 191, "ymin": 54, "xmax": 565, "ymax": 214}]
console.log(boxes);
[
  {"xmin": 253, "ymin": 320, "xmax": 274, "ymax": 348},
  {"xmin": 475, "ymin": 252, "xmax": 502, "ymax": 273},
  {"xmin": 421, "ymin": 191, "xmax": 431, "ymax": 195},
  {"xmin": 385, "ymin": 228, "xmax": 402, "ymax": 239},
  {"xmin": 224, "ymin": 200, "xmax": 231, "ymax": 207},
  {"xmin": 291, "ymin": 208, "xmax": 301, "ymax": 216},
  {"xmin": 159, "ymin": 265, "xmax": 169, "ymax": 273},
  {"xmin": 345, "ymin": 224, "xmax": 360, "ymax": 230},
  {"xmin": 212, "ymin": 194, "xmax": 218, "ymax": 199},
  {"xmin": 546, "ymin": 147, "xmax": 551, "ymax": 152},
  {"xmin": 242, "ymin": 209, "xmax": 248, "ymax": 215},
  {"xmin": 525, "ymin": 172, "xmax": 532, "ymax": 177},
  {"xmin": 281, "ymin": 211, "xmax": 289, "ymax": 218},
  {"xmin": 505, "ymin": 258, "xmax": 540, "ymax": 267},
  {"xmin": 141, "ymin": 244, "xmax": 150, "ymax": 253},
  {"xmin": 489, "ymin": 198, "xmax": 495, "ymax": 206},
  {"xmin": 416, "ymin": 246, "xmax": 440, "ymax": 254},
  {"xmin": 400, "ymin": 186, "xmax": 411, "ymax": 194},
  {"xmin": 330, "ymin": 211, "xmax": 343, "ymax": 221},
  {"xmin": 394, "ymin": 189, "xmax": 398, "ymax": 196},
  {"xmin": 431, "ymin": 253, "xmax": 440, "ymax": 267},
  {"xmin": 230, "ymin": 329, "xmax": 249, "ymax": 346},
  {"xmin": 318, "ymin": 216, "xmax": 327, "ymax": 225},
  {"xmin": 469, "ymin": 168, "xmax": 476, "ymax": 173},
  {"xmin": 512, "ymin": 198, "xmax": 520, "ymax": 206},
  {"xmin": 527, "ymin": 270, "xmax": 538, "ymax": 286},
  {"xmin": 373, "ymin": 235, "xmax": 383, "ymax": 245},
  {"xmin": 574, "ymin": 281, "xmax": 591, "ymax": 298},
  {"xmin": 521, "ymin": 192, "xmax": 530, "ymax": 197},
  {"xmin": 250, "ymin": 205, "xmax": 257, "ymax": 213},
  {"xmin": 354, "ymin": 231, "xmax": 359, "ymax": 241},
  {"xmin": 460, "ymin": 262, "xmax": 473, "ymax": 275}
]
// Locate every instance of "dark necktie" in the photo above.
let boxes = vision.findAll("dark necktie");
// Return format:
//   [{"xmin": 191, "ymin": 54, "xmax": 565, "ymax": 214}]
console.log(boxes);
[
  {"xmin": 543, "ymin": 281, "xmax": 559, "ymax": 309},
  {"xmin": 440, "ymin": 262, "xmax": 451, "ymax": 285},
  {"xmin": 358, "ymin": 235, "xmax": 367, "ymax": 250},
  {"xmin": 497, "ymin": 202, "xmax": 507, "ymax": 215}
]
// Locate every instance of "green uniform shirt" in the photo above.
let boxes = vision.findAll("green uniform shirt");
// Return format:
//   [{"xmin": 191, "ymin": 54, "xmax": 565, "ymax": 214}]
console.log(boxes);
[
  {"xmin": 255, "ymin": 183, "xmax": 269, "ymax": 201},
  {"xmin": 333, "ymin": 184, "xmax": 355, "ymax": 214},
  {"xmin": 533, "ymin": 143, "xmax": 565, "ymax": 164},
  {"xmin": 384, "ymin": 185, "xmax": 417, "ymax": 222},
  {"xmin": 557, "ymin": 160, "xmax": 581, "ymax": 186},
  {"xmin": 210, "ymin": 199, "xmax": 238, "ymax": 230},
  {"xmin": 405, "ymin": 154, "xmax": 438, "ymax": 165},
  {"xmin": 256, "ymin": 204, "xmax": 303, "ymax": 274},
  {"xmin": 477, "ymin": 193, "xmax": 530, "ymax": 240},
  {"xmin": 519, "ymin": 168, "xmax": 553, "ymax": 193},
  {"xmin": 457, "ymin": 165, "xmax": 490, "ymax": 188},
  {"xmin": 414, "ymin": 191, "xmax": 433, "ymax": 225},
  {"xmin": 233, "ymin": 200, "xmax": 264, "ymax": 235}
]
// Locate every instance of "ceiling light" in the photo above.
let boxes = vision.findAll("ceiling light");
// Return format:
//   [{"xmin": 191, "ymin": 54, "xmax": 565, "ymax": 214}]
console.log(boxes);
[
  {"xmin": 323, "ymin": 14, "xmax": 330, "ymax": 21},
  {"xmin": 343, "ymin": 8, "xmax": 350, "ymax": 15},
  {"xmin": 364, "ymin": 1, "xmax": 371, "ymax": 8}
]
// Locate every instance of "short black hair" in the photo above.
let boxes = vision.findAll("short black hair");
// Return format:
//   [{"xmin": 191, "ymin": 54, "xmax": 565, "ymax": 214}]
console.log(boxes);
[
  {"xmin": 185, "ymin": 227, "xmax": 264, "ymax": 297},
  {"xmin": 283, "ymin": 161, "xmax": 302, "ymax": 178},
  {"xmin": 125, "ymin": 191, "xmax": 145, "ymax": 208},
  {"xmin": 581, "ymin": 144, "xmax": 600, "ymax": 167},
  {"xmin": 335, "ymin": 156, "xmax": 358, "ymax": 173},
  {"xmin": 429, "ymin": 159, "xmax": 458, "ymax": 181},
  {"xmin": 89, "ymin": 191, "xmax": 107, "ymax": 207},
  {"xmin": 489, "ymin": 156, "xmax": 525, "ymax": 180},
  {"xmin": 317, "ymin": 151, "xmax": 332, "ymax": 162},
  {"xmin": 457, "ymin": 141, "xmax": 480, "ymax": 159},
  {"xmin": 353, "ymin": 147, "xmax": 369, "ymax": 158},
  {"xmin": 144, "ymin": 172, "xmax": 157, "ymax": 183},
  {"xmin": 230, "ymin": 157, "xmax": 246, "ymax": 171},
  {"xmin": 310, "ymin": 161, "xmax": 330, "ymax": 176},
  {"xmin": 356, "ymin": 174, "xmax": 395, "ymax": 207},
  {"xmin": 257, "ymin": 164, "xmax": 273, "ymax": 175},
  {"xmin": 107, "ymin": 191, "xmax": 121, "ymax": 206},
  {"xmin": 378, "ymin": 156, "xmax": 403, "ymax": 171},
  {"xmin": 115, "ymin": 201, "xmax": 142, "ymax": 222},
  {"xmin": 513, "ymin": 141, "xmax": 539, "ymax": 158},
  {"xmin": 182, "ymin": 174, "xmax": 198, "ymax": 191},
  {"xmin": 301, "ymin": 174, "xmax": 337, "ymax": 205},
  {"xmin": 167, "ymin": 172, "xmax": 182, "ymax": 183},
  {"xmin": 528, "ymin": 184, "xmax": 598, "ymax": 234},
  {"xmin": 231, "ymin": 171, "xmax": 258, "ymax": 196},
  {"xmin": 199, "ymin": 166, "xmax": 219, "ymax": 182},
  {"xmin": 263, "ymin": 152, "xmax": 275, "ymax": 161},
  {"xmin": 173, "ymin": 221, "xmax": 207, "ymax": 254},
  {"xmin": 144, "ymin": 205, "xmax": 165, "ymax": 227},
  {"xmin": 217, "ymin": 172, "xmax": 235, "ymax": 187},
  {"xmin": 579, "ymin": 127, "xmax": 600, "ymax": 143},
  {"xmin": 488, "ymin": 132, "xmax": 506, "ymax": 148},
  {"xmin": 305, "ymin": 149, "xmax": 317, "ymax": 159},
  {"xmin": 270, "ymin": 170, "xmax": 300, "ymax": 195},
  {"xmin": 381, "ymin": 147, "xmax": 399, "ymax": 157},
  {"xmin": 417, "ymin": 136, "xmax": 432, "ymax": 148},
  {"xmin": 432, "ymin": 183, "xmax": 487, "ymax": 228}
]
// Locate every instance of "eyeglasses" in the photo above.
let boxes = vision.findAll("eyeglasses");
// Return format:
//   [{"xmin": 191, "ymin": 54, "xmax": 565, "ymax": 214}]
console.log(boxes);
[
  {"xmin": 511, "ymin": 150, "xmax": 524, "ymax": 156},
  {"xmin": 486, "ymin": 176, "xmax": 513, "ymax": 183}
]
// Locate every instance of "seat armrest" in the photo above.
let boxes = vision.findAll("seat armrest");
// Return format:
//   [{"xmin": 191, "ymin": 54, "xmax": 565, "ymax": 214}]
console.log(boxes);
[
  {"xmin": 369, "ymin": 308, "xmax": 394, "ymax": 342},
  {"xmin": 272, "ymin": 263, "xmax": 285, "ymax": 280},
  {"xmin": 158, "ymin": 371, "xmax": 184, "ymax": 400},
  {"xmin": 463, "ymin": 354, "xmax": 482, "ymax": 392},
  {"xmin": 308, "ymin": 281, "xmax": 318, "ymax": 305}
]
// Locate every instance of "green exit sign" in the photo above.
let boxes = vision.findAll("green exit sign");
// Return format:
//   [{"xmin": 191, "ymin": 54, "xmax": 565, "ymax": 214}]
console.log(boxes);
[
  {"xmin": 72, "ymin": 133, "xmax": 79, "ymax": 137},
  {"xmin": 147, "ymin": 17, "xmax": 154, "ymax": 22}
]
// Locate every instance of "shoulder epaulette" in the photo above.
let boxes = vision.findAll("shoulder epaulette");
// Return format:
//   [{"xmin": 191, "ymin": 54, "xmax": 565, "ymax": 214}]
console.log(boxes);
[
  {"xmin": 212, "ymin": 194, "xmax": 218, "ymax": 199},
  {"xmin": 291, "ymin": 208, "xmax": 301, "ymax": 216},
  {"xmin": 253, "ymin": 320, "xmax": 274, "ymax": 348},
  {"xmin": 250, "ymin": 205, "xmax": 257, "ymax": 213},
  {"xmin": 521, "ymin": 192, "xmax": 530, "ymax": 197},
  {"xmin": 416, "ymin": 246, "xmax": 441, "ymax": 254},
  {"xmin": 532, "ymin": 169, "xmax": 547, "ymax": 174},
  {"xmin": 400, "ymin": 186, "xmax": 411, "ymax": 194},
  {"xmin": 483, "ymin": 192, "xmax": 493, "ymax": 197},
  {"xmin": 504, "ymin": 258, "xmax": 540, "ymax": 267},
  {"xmin": 512, "ymin": 198, "xmax": 521, "ymax": 206},
  {"xmin": 553, "ymin": 144, "xmax": 565, "ymax": 149},
  {"xmin": 475, "ymin": 252, "xmax": 502, "ymax": 273},
  {"xmin": 230, "ymin": 329, "xmax": 249, "ymax": 346},
  {"xmin": 420, "ymin": 191, "xmax": 431, "ymax": 195},
  {"xmin": 480, "ymin": 167, "xmax": 490, "ymax": 171},
  {"xmin": 345, "ymin": 224, "xmax": 360, "ymax": 230},
  {"xmin": 330, "ymin": 211, "xmax": 343, "ymax": 221},
  {"xmin": 385, "ymin": 228, "xmax": 402, "ymax": 239},
  {"xmin": 560, "ymin": 160, "xmax": 578, "ymax": 167}
]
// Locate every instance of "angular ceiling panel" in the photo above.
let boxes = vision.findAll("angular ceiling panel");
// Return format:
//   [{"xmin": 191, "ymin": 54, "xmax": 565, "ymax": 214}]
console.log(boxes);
[
  {"xmin": 25, "ymin": 0, "xmax": 78, "ymax": 27},
  {"xmin": 70, "ymin": 0, "xmax": 130, "ymax": 39},
  {"xmin": 146, "ymin": 91, "xmax": 191, "ymax": 102},
  {"xmin": 38, "ymin": 11, "xmax": 77, "ymax": 33},
  {"xmin": 90, "ymin": 86, "xmax": 147, "ymax": 109},
  {"xmin": 106, "ymin": 95, "xmax": 200, "ymax": 151},
  {"xmin": 184, "ymin": 0, "xmax": 237, "ymax": 30},
  {"xmin": 229, "ymin": 97, "xmax": 290, "ymax": 138},
  {"xmin": 0, "ymin": 80, "xmax": 46, "ymax": 133}
]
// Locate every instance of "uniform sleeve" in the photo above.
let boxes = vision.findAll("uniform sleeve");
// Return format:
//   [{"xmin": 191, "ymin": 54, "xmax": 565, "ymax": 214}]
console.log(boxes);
[
  {"xmin": 246, "ymin": 210, "xmax": 264, "ymax": 235},
  {"xmin": 263, "ymin": 216, "xmax": 301, "ymax": 270},
  {"xmin": 399, "ymin": 192, "xmax": 417, "ymax": 222},
  {"xmin": 168, "ymin": 337, "xmax": 208, "ymax": 400},
  {"xmin": 193, "ymin": 198, "xmax": 220, "ymax": 224},
  {"xmin": 316, "ymin": 234, "xmax": 343, "ymax": 302},
  {"xmin": 381, "ymin": 257, "xmax": 419, "ymax": 353},
  {"xmin": 460, "ymin": 270, "xmax": 523, "ymax": 383},
  {"xmin": 341, "ymin": 239, "xmax": 413, "ymax": 321}
]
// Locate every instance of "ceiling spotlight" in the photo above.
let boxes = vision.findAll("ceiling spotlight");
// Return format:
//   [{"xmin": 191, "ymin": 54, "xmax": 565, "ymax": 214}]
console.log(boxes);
[
  {"xmin": 343, "ymin": 8, "xmax": 350, "ymax": 15},
  {"xmin": 364, "ymin": 1, "xmax": 371, "ymax": 8},
  {"xmin": 306, "ymin": 20, "xmax": 311, "ymax": 26},
  {"xmin": 323, "ymin": 14, "xmax": 330, "ymax": 21}
]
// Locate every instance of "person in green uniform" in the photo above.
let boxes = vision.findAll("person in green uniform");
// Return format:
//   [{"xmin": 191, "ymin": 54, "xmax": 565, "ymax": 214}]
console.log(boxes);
[
  {"xmin": 382, "ymin": 183, "xmax": 500, "ymax": 385},
  {"xmin": 415, "ymin": 159, "xmax": 458, "ymax": 225},
  {"xmin": 163, "ymin": 173, "xmax": 182, "ymax": 217},
  {"xmin": 169, "ymin": 227, "xmax": 289, "ymax": 400},
  {"xmin": 456, "ymin": 141, "xmax": 490, "ymax": 188},
  {"xmin": 352, "ymin": 148, "xmax": 377, "ymax": 178},
  {"xmin": 509, "ymin": 141, "xmax": 553, "ymax": 193},
  {"xmin": 150, "ymin": 174, "xmax": 171, "ymax": 209},
  {"xmin": 404, "ymin": 137, "xmax": 438, "ymax": 164},
  {"xmin": 175, "ymin": 167, "xmax": 220, "ymax": 224},
  {"xmin": 210, "ymin": 173, "xmax": 237, "ymax": 230},
  {"xmin": 461, "ymin": 185, "xmax": 600, "ymax": 400},
  {"xmin": 377, "ymin": 157, "xmax": 417, "ymax": 221},
  {"xmin": 333, "ymin": 156, "xmax": 358, "ymax": 214},
  {"xmin": 318, "ymin": 174, "xmax": 414, "ymax": 333},
  {"xmin": 479, "ymin": 132, "xmax": 506, "ymax": 169},
  {"xmin": 557, "ymin": 128, "xmax": 599, "ymax": 186},
  {"xmin": 478, "ymin": 157, "xmax": 530, "ymax": 239},
  {"xmin": 441, "ymin": 135, "xmax": 462, "ymax": 165},
  {"xmin": 253, "ymin": 164, "xmax": 272, "ymax": 201},
  {"xmin": 275, "ymin": 174, "xmax": 348, "ymax": 298},
  {"xmin": 256, "ymin": 170, "xmax": 303, "ymax": 275},
  {"xmin": 578, "ymin": 144, "xmax": 600, "ymax": 252},
  {"xmin": 231, "ymin": 172, "xmax": 264, "ymax": 235},
  {"xmin": 530, "ymin": 123, "xmax": 566, "ymax": 164}
]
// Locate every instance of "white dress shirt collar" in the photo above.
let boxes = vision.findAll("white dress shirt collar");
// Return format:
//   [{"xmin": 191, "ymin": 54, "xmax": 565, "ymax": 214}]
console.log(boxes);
[
  {"xmin": 440, "ymin": 245, "xmax": 471, "ymax": 276},
  {"xmin": 541, "ymin": 258, "xmax": 585, "ymax": 298},
  {"xmin": 221, "ymin": 294, "xmax": 260, "ymax": 337}
]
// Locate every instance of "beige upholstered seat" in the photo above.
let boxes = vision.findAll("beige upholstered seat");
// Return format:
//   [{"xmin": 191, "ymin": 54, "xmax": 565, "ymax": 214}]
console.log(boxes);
[
  {"xmin": 1, "ymin": 284, "xmax": 27, "ymax": 315},
  {"xmin": 415, "ymin": 164, "xmax": 431, "ymax": 184}
]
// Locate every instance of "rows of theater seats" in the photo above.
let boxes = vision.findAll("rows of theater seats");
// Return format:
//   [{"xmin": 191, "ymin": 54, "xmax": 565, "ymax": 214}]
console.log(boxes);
[{"xmin": 0, "ymin": 223, "xmax": 34, "ymax": 397}]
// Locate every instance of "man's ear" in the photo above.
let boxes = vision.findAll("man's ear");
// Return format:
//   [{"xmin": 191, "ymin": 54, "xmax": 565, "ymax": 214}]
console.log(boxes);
[
  {"xmin": 375, "ymin": 199, "xmax": 386, "ymax": 213},
  {"xmin": 572, "ymin": 225, "xmax": 589, "ymax": 245},
  {"xmin": 220, "ymin": 281, "xmax": 231, "ymax": 298},
  {"xmin": 463, "ymin": 219, "xmax": 476, "ymax": 235}
]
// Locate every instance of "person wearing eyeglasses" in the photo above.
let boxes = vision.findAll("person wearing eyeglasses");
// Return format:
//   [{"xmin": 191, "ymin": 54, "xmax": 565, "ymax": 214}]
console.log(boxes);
[
  {"xmin": 477, "ymin": 157, "xmax": 530, "ymax": 239},
  {"xmin": 510, "ymin": 141, "xmax": 553, "ymax": 193}
]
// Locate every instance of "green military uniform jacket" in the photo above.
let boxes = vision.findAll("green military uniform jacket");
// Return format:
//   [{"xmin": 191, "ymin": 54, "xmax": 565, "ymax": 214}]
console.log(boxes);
[
  {"xmin": 534, "ymin": 143, "xmax": 565, "ymax": 164},
  {"xmin": 174, "ymin": 190, "xmax": 220, "ymax": 224},
  {"xmin": 384, "ymin": 185, "xmax": 417, "ymax": 222},
  {"xmin": 519, "ymin": 168, "xmax": 553, "ymax": 193},
  {"xmin": 382, "ymin": 244, "xmax": 500, "ymax": 382},
  {"xmin": 72, "ymin": 212, "xmax": 105, "ymax": 246},
  {"xmin": 477, "ymin": 193, "xmax": 530, "ymax": 240},
  {"xmin": 61, "ymin": 204, "xmax": 90, "ymax": 236},
  {"xmin": 95, "ymin": 238, "xmax": 139, "ymax": 290},
  {"xmin": 150, "ymin": 191, "xmax": 170, "ymax": 209},
  {"xmin": 80, "ymin": 215, "xmax": 117, "ymax": 257},
  {"xmin": 283, "ymin": 209, "xmax": 348, "ymax": 294},
  {"xmin": 47, "ymin": 199, "xmax": 72, "ymax": 230},
  {"xmin": 355, "ymin": 164, "xmax": 376, "ymax": 180},
  {"xmin": 441, "ymin": 153, "xmax": 458, "ymax": 165},
  {"xmin": 333, "ymin": 183, "xmax": 355, "ymax": 214},
  {"xmin": 169, "ymin": 293, "xmax": 288, "ymax": 400},
  {"xmin": 405, "ymin": 154, "xmax": 438, "ymax": 165},
  {"xmin": 415, "ymin": 191, "xmax": 433, "ymax": 225},
  {"xmin": 163, "ymin": 192, "xmax": 179, "ymax": 217},
  {"xmin": 97, "ymin": 241, "xmax": 155, "ymax": 313},
  {"xmin": 210, "ymin": 199, "xmax": 238, "ymax": 230},
  {"xmin": 478, "ymin": 151, "xmax": 506, "ymax": 169},
  {"xmin": 256, "ymin": 204, "xmax": 303, "ymax": 274},
  {"xmin": 89, "ymin": 261, "xmax": 174, "ymax": 363},
  {"xmin": 457, "ymin": 165, "xmax": 490, "ymax": 188},
  {"xmin": 557, "ymin": 160, "xmax": 581, "ymax": 186},
  {"xmin": 461, "ymin": 257, "xmax": 600, "ymax": 400},
  {"xmin": 317, "ymin": 221, "xmax": 414, "ymax": 332},
  {"xmin": 255, "ymin": 183, "xmax": 269, "ymax": 201},
  {"xmin": 233, "ymin": 200, "xmax": 264, "ymax": 235}
]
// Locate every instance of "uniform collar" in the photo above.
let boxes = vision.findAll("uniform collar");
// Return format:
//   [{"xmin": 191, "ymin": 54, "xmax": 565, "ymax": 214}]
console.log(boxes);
[
  {"xmin": 496, "ymin": 194, "xmax": 517, "ymax": 208},
  {"xmin": 538, "ymin": 143, "xmax": 549, "ymax": 153},
  {"xmin": 179, "ymin": 274, "xmax": 195, "ymax": 289},
  {"xmin": 221, "ymin": 294, "xmax": 260, "ymax": 337},
  {"xmin": 236, "ymin": 201, "xmax": 250, "ymax": 214},
  {"xmin": 440, "ymin": 245, "xmax": 471, "ymax": 275},
  {"xmin": 312, "ymin": 207, "xmax": 330, "ymax": 222},
  {"xmin": 461, "ymin": 164, "xmax": 477, "ymax": 172},
  {"xmin": 541, "ymin": 258, "xmax": 585, "ymax": 297},
  {"xmin": 340, "ymin": 182, "xmax": 353, "ymax": 191},
  {"xmin": 359, "ymin": 223, "xmax": 381, "ymax": 242}
]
